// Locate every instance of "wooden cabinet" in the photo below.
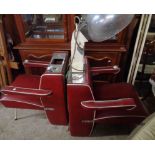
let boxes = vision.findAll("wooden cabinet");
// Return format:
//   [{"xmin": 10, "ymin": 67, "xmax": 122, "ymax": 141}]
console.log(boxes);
[
  {"xmin": 12, "ymin": 14, "xmax": 138, "ymax": 81},
  {"xmin": 85, "ymin": 44, "xmax": 126, "ymax": 66},
  {"xmin": 13, "ymin": 14, "xmax": 74, "ymax": 62},
  {"xmin": 14, "ymin": 14, "xmax": 74, "ymax": 43},
  {"xmin": 14, "ymin": 15, "xmax": 75, "ymax": 42}
]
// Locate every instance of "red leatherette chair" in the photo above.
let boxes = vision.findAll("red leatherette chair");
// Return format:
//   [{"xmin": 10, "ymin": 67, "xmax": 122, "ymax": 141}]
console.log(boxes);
[
  {"xmin": 67, "ymin": 58, "xmax": 149, "ymax": 136},
  {"xmin": 0, "ymin": 52, "xmax": 68, "ymax": 125}
]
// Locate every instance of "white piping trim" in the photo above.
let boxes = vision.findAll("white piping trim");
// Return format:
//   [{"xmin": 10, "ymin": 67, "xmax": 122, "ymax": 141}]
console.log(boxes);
[
  {"xmin": 0, "ymin": 97, "xmax": 44, "ymax": 108},
  {"xmin": 68, "ymin": 83, "xmax": 95, "ymax": 136},
  {"xmin": 81, "ymin": 103, "xmax": 136, "ymax": 109},
  {"xmin": 82, "ymin": 98, "xmax": 133, "ymax": 103},
  {"xmin": 81, "ymin": 98, "xmax": 137, "ymax": 135},
  {"xmin": 91, "ymin": 67, "xmax": 120, "ymax": 74},
  {"xmin": 82, "ymin": 115, "xmax": 146, "ymax": 123},
  {"xmin": 2, "ymin": 86, "xmax": 52, "ymax": 96},
  {"xmin": 2, "ymin": 90, "xmax": 51, "ymax": 96},
  {"xmin": 3, "ymin": 86, "xmax": 40, "ymax": 90},
  {"xmin": 67, "ymin": 83, "xmax": 95, "ymax": 100},
  {"xmin": 81, "ymin": 98, "xmax": 136, "ymax": 109},
  {"xmin": 40, "ymin": 97, "xmax": 51, "ymax": 122},
  {"xmin": 39, "ymin": 87, "xmax": 55, "ymax": 123},
  {"xmin": 89, "ymin": 110, "xmax": 96, "ymax": 136},
  {"xmin": 4, "ymin": 86, "xmax": 42, "ymax": 91}
]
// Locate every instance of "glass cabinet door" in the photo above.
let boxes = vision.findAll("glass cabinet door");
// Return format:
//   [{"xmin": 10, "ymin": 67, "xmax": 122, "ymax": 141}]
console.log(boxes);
[{"xmin": 21, "ymin": 14, "xmax": 66, "ymax": 40}]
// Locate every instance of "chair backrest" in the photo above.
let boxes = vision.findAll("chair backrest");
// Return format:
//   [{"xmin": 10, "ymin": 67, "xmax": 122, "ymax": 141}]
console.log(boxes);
[
  {"xmin": 67, "ymin": 57, "xmax": 96, "ymax": 136},
  {"xmin": 39, "ymin": 52, "xmax": 68, "ymax": 91},
  {"xmin": 38, "ymin": 52, "xmax": 69, "ymax": 125}
]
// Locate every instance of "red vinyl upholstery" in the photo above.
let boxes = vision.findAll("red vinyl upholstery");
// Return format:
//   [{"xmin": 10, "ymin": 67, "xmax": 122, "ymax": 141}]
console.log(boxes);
[
  {"xmin": 12, "ymin": 74, "xmax": 40, "ymax": 88},
  {"xmin": 67, "ymin": 58, "xmax": 149, "ymax": 136},
  {"xmin": 0, "ymin": 52, "xmax": 69, "ymax": 125}
]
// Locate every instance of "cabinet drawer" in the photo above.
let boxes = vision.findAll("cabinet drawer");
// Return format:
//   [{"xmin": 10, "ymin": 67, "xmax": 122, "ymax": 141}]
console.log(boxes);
[
  {"xmin": 19, "ymin": 49, "xmax": 53, "ymax": 61},
  {"xmin": 86, "ymin": 52, "xmax": 121, "ymax": 67}
]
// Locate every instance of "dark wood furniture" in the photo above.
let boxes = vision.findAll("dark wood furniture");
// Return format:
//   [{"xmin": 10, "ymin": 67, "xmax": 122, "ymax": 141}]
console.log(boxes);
[{"xmin": 12, "ymin": 14, "xmax": 138, "ymax": 81}]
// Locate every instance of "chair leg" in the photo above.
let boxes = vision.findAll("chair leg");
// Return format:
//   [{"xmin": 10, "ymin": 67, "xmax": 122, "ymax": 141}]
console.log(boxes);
[{"xmin": 14, "ymin": 108, "xmax": 18, "ymax": 120}]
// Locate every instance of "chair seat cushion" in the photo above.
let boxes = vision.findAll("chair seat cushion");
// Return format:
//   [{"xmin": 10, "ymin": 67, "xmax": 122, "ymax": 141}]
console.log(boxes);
[
  {"xmin": 93, "ymin": 82, "xmax": 149, "ymax": 116},
  {"xmin": 11, "ymin": 74, "xmax": 40, "ymax": 89}
]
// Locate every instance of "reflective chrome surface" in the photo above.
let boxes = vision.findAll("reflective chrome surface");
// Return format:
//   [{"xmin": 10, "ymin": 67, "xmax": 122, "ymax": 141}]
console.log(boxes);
[{"xmin": 84, "ymin": 14, "xmax": 134, "ymax": 42}]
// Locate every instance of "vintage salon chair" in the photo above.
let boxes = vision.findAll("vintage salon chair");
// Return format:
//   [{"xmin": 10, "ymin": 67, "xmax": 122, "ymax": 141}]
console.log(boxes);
[
  {"xmin": 0, "ymin": 52, "xmax": 68, "ymax": 125},
  {"xmin": 67, "ymin": 57, "xmax": 149, "ymax": 136}
]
